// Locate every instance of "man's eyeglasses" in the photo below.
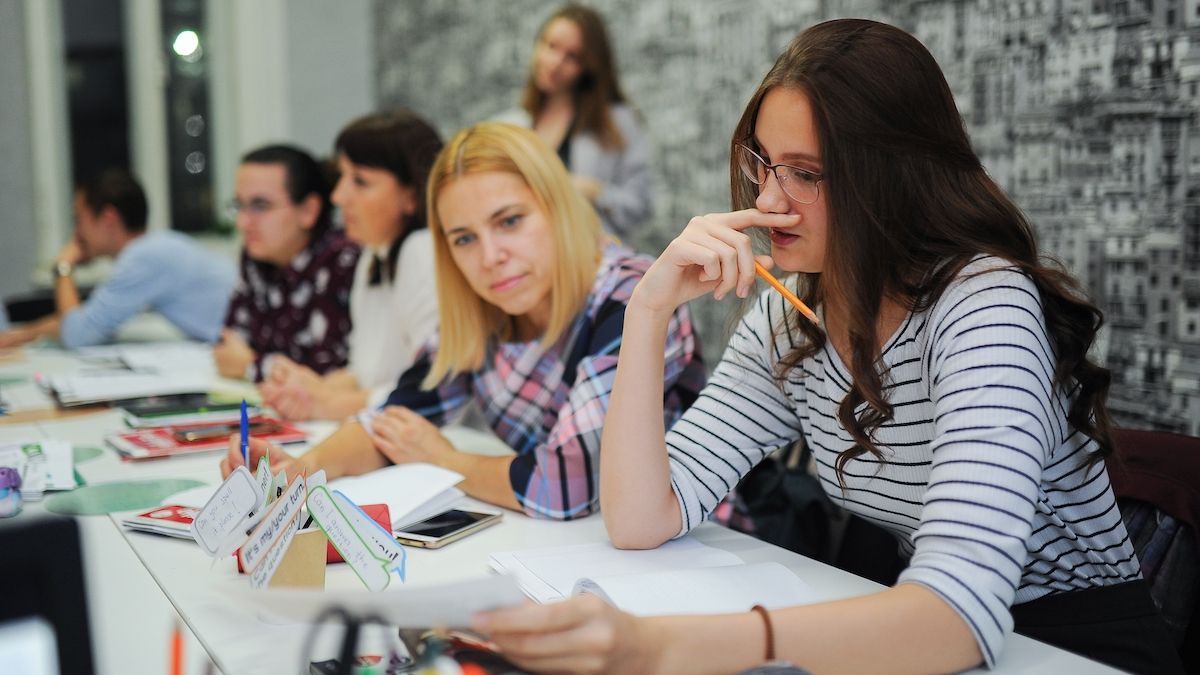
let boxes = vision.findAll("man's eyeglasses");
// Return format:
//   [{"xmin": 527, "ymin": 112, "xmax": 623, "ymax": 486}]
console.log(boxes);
[
  {"xmin": 225, "ymin": 198, "xmax": 283, "ymax": 218},
  {"xmin": 736, "ymin": 144, "xmax": 823, "ymax": 205}
]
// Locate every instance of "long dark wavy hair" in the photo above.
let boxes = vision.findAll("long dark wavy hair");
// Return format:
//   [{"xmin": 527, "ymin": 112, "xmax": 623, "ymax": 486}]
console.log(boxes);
[
  {"xmin": 729, "ymin": 19, "xmax": 1114, "ymax": 482},
  {"xmin": 520, "ymin": 3, "xmax": 628, "ymax": 149}
]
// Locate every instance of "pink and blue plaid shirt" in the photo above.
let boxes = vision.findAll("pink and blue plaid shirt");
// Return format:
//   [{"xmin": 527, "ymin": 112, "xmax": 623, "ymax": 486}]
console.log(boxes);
[{"xmin": 381, "ymin": 244, "xmax": 705, "ymax": 520}]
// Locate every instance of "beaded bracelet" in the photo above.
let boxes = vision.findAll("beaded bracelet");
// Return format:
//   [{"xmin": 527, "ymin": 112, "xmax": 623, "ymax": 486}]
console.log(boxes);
[{"xmin": 750, "ymin": 604, "xmax": 775, "ymax": 662}]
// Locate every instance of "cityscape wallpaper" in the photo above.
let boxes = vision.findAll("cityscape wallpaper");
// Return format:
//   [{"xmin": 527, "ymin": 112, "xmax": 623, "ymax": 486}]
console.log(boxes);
[{"xmin": 376, "ymin": 0, "xmax": 1200, "ymax": 435}]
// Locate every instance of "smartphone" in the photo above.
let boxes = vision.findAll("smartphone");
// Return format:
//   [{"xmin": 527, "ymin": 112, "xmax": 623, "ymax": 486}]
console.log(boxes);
[
  {"xmin": 172, "ymin": 421, "xmax": 278, "ymax": 443},
  {"xmin": 393, "ymin": 508, "xmax": 502, "ymax": 549}
]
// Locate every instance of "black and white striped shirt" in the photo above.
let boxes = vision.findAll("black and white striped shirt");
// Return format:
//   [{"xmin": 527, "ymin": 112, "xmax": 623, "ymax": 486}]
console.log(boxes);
[{"xmin": 666, "ymin": 256, "xmax": 1140, "ymax": 666}]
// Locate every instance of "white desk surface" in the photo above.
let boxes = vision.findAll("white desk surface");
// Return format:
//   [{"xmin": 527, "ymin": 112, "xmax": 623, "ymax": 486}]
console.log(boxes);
[{"xmin": 1, "ymin": 347, "xmax": 1119, "ymax": 674}]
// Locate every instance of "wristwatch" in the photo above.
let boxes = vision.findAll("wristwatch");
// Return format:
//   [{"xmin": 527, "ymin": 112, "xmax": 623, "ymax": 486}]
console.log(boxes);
[{"xmin": 52, "ymin": 260, "xmax": 74, "ymax": 278}]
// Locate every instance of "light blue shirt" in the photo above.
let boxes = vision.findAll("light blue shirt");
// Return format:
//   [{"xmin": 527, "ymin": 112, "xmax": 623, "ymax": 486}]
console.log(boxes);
[{"xmin": 60, "ymin": 231, "xmax": 236, "ymax": 348}]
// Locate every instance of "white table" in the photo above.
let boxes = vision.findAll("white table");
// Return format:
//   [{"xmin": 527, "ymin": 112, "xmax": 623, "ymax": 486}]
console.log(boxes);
[
  {"xmin": 114, "ymin": 505, "xmax": 1120, "ymax": 675},
  {"xmin": 1, "ymin": 347, "xmax": 1120, "ymax": 674}
]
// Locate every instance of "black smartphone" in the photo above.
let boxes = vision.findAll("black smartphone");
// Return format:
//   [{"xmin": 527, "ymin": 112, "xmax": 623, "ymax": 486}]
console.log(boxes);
[
  {"xmin": 172, "ymin": 421, "xmax": 278, "ymax": 443},
  {"xmin": 393, "ymin": 508, "xmax": 502, "ymax": 549}
]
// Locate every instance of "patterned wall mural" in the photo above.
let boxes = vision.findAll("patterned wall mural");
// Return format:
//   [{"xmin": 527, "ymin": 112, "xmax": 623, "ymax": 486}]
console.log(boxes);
[{"xmin": 376, "ymin": 0, "xmax": 1200, "ymax": 435}]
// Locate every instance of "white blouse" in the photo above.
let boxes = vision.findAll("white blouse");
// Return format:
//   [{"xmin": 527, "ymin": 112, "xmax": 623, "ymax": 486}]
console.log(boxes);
[{"xmin": 348, "ymin": 229, "xmax": 438, "ymax": 406}]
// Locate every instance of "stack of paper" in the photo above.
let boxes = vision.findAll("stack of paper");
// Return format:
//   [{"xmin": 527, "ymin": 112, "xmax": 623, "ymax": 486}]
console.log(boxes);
[
  {"xmin": 120, "ymin": 505, "xmax": 198, "ymax": 539},
  {"xmin": 489, "ymin": 538, "xmax": 817, "ymax": 615},
  {"xmin": 325, "ymin": 463, "xmax": 465, "ymax": 530},
  {"xmin": 42, "ymin": 369, "xmax": 213, "ymax": 407},
  {"xmin": 0, "ymin": 440, "xmax": 76, "ymax": 500}
]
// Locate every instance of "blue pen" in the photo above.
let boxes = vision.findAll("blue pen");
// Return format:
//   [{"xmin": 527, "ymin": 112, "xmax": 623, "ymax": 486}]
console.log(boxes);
[{"xmin": 240, "ymin": 399, "xmax": 249, "ymax": 469}]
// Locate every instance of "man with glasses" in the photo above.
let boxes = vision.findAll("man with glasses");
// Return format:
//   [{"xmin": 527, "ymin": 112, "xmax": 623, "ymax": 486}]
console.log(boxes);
[
  {"xmin": 0, "ymin": 168, "xmax": 236, "ymax": 349},
  {"xmin": 214, "ymin": 144, "xmax": 359, "ymax": 381}
]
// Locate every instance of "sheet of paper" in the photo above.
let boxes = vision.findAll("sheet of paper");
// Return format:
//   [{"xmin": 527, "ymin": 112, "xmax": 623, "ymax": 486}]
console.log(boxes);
[
  {"xmin": 326, "ymin": 463, "xmax": 464, "ymax": 530},
  {"xmin": 0, "ymin": 440, "xmax": 75, "ymax": 496},
  {"xmin": 572, "ymin": 561, "xmax": 817, "ymax": 616},
  {"xmin": 240, "ymin": 474, "xmax": 307, "ymax": 576},
  {"xmin": 241, "ymin": 574, "xmax": 526, "ymax": 628},
  {"xmin": 47, "ymin": 369, "xmax": 213, "ymax": 405},
  {"xmin": 488, "ymin": 537, "xmax": 744, "ymax": 603},
  {"xmin": 307, "ymin": 486, "xmax": 406, "ymax": 591},
  {"xmin": 191, "ymin": 466, "xmax": 262, "ymax": 558}
]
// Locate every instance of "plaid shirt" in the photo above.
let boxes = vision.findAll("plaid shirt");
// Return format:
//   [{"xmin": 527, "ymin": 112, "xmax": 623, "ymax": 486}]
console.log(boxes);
[{"xmin": 382, "ymin": 245, "xmax": 706, "ymax": 520}]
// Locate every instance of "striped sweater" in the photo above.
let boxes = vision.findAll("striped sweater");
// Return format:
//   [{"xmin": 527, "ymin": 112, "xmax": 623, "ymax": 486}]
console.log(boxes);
[{"xmin": 665, "ymin": 256, "xmax": 1140, "ymax": 666}]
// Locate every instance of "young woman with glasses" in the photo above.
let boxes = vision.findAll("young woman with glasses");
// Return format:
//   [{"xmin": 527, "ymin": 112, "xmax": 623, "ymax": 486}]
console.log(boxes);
[
  {"xmin": 215, "ymin": 145, "xmax": 359, "ymax": 382},
  {"xmin": 473, "ymin": 19, "xmax": 1179, "ymax": 674},
  {"xmin": 223, "ymin": 122, "xmax": 705, "ymax": 521},
  {"xmin": 495, "ymin": 3, "xmax": 652, "ymax": 241},
  {"xmin": 259, "ymin": 110, "xmax": 444, "ymax": 420}
]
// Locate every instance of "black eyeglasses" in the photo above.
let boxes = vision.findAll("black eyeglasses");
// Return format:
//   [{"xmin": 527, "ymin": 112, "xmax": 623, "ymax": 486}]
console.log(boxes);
[
  {"xmin": 736, "ymin": 144, "xmax": 823, "ymax": 205},
  {"xmin": 225, "ymin": 198, "xmax": 283, "ymax": 218}
]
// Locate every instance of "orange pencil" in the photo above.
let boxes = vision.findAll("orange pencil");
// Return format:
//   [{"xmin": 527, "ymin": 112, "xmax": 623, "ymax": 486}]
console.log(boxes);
[
  {"xmin": 754, "ymin": 261, "xmax": 820, "ymax": 325},
  {"xmin": 170, "ymin": 619, "xmax": 183, "ymax": 675}
]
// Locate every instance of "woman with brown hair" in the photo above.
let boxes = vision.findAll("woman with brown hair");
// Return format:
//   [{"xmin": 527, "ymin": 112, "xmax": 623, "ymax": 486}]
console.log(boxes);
[
  {"xmin": 496, "ymin": 3, "xmax": 651, "ymax": 240},
  {"xmin": 473, "ymin": 19, "xmax": 1179, "ymax": 674},
  {"xmin": 260, "ymin": 109, "xmax": 444, "ymax": 420}
]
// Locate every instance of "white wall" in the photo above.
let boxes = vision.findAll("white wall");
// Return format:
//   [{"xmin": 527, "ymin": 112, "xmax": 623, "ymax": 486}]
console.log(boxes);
[
  {"xmin": 287, "ymin": 0, "xmax": 374, "ymax": 157},
  {"xmin": 0, "ymin": 0, "xmax": 38, "ymax": 300},
  {"xmin": 0, "ymin": 0, "xmax": 375, "ymax": 303}
]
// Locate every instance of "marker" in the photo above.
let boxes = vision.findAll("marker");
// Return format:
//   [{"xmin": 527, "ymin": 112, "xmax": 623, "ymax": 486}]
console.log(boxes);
[
  {"xmin": 240, "ymin": 399, "xmax": 249, "ymax": 469},
  {"xmin": 754, "ymin": 261, "xmax": 820, "ymax": 325},
  {"xmin": 170, "ymin": 618, "xmax": 183, "ymax": 675}
]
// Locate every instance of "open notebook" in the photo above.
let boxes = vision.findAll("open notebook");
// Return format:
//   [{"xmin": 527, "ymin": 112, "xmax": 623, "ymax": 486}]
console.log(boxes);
[{"xmin": 489, "ymin": 538, "xmax": 818, "ymax": 615}]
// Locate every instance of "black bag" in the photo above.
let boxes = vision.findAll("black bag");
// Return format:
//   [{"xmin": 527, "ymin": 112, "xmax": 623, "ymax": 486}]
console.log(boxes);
[
  {"xmin": 733, "ymin": 441, "xmax": 908, "ymax": 585},
  {"xmin": 733, "ymin": 442, "xmax": 838, "ymax": 562}
]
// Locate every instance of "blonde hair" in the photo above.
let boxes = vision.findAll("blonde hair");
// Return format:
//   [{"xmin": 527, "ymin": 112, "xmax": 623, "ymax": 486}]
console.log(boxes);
[{"xmin": 422, "ymin": 122, "xmax": 604, "ymax": 389}]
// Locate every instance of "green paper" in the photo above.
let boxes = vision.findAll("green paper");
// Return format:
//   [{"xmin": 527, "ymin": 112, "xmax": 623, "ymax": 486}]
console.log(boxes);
[
  {"xmin": 44, "ymin": 478, "xmax": 207, "ymax": 515},
  {"xmin": 72, "ymin": 446, "xmax": 104, "ymax": 464}
]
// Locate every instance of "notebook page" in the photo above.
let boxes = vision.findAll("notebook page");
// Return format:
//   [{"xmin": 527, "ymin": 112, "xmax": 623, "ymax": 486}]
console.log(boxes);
[{"xmin": 572, "ymin": 561, "xmax": 817, "ymax": 616}]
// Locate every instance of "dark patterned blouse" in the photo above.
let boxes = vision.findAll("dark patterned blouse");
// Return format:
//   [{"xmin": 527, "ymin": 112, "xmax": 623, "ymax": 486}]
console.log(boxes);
[{"xmin": 224, "ymin": 229, "xmax": 360, "ymax": 381}]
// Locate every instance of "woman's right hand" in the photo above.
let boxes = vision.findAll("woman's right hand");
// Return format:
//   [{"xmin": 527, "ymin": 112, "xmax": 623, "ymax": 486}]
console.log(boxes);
[
  {"xmin": 631, "ymin": 209, "xmax": 799, "ymax": 315},
  {"xmin": 219, "ymin": 435, "xmax": 298, "ymax": 479},
  {"xmin": 260, "ymin": 357, "xmax": 325, "ymax": 420},
  {"xmin": 473, "ymin": 594, "xmax": 659, "ymax": 675},
  {"xmin": 213, "ymin": 329, "xmax": 255, "ymax": 380}
]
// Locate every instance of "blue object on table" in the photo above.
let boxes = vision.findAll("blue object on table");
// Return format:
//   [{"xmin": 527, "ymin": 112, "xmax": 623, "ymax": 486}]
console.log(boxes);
[
  {"xmin": 240, "ymin": 399, "xmax": 249, "ymax": 468},
  {"xmin": 0, "ymin": 466, "xmax": 23, "ymax": 518}
]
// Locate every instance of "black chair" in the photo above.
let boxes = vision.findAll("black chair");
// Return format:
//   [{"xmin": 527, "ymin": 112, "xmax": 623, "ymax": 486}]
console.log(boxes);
[{"xmin": 1108, "ymin": 428, "xmax": 1200, "ymax": 673}]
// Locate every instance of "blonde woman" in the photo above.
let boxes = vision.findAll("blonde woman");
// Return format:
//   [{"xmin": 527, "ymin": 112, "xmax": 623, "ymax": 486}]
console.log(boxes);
[{"xmin": 222, "ymin": 122, "xmax": 704, "ymax": 519}]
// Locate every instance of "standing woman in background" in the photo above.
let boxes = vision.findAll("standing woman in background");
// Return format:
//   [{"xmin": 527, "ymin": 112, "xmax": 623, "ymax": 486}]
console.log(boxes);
[
  {"xmin": 496, "ymin": 3, "xmax": 652, "ymax": 241},
  {"xmin": 261, "ymin": 110, "xmax": 443, "ymax": 420}
]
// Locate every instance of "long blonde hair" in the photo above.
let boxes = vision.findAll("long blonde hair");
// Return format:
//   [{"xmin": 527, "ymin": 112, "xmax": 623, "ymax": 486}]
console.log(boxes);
[{"xmin": 422, "ymin": 122, "xmax": 604, "ymax": 389}]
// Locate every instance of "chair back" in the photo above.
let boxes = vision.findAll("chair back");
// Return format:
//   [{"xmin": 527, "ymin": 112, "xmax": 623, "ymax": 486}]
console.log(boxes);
[{"xmin": 1108, "ymin": 428, "xmax": 1200, "ymax": 671}]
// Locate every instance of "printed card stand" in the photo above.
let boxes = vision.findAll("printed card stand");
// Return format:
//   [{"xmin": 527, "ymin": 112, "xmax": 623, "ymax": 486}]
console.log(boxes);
[
  {"xmin": 307, "ymin": 486, "xmax": 407, "ymax": 591},
  {"xmin": 197, "ymin": 464, "xmax": 404, "ymax": 593}
]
